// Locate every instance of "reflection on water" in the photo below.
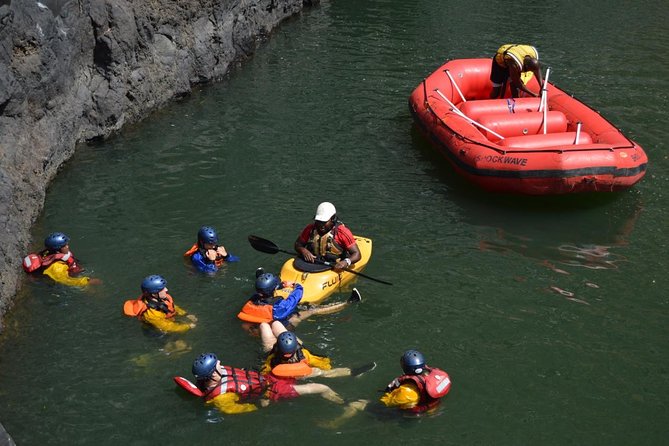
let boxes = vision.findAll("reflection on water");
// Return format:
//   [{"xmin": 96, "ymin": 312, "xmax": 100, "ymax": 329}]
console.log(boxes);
[{"xmin": 474, "ymin": 198, "xmax": 643, "ymax": 271}]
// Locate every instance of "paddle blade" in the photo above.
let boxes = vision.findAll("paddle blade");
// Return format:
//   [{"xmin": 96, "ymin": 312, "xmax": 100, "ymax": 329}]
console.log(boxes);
[
  {"xmin": 174, "ymin": 376, "xmax": 204, "ymax": 397},
  {"xmin": 248, "ymin": 235, "xmax": 280, "ymax": 254}
]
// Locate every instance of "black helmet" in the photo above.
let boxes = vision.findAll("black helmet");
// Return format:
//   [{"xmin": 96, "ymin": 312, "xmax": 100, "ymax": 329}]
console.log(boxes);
[
  {"xmin": 400, "ymin": 350, "xmax": 425, "ymax": 375},
  {"xmin": 276, "ymin": 331, "xmax": 299, "ymax": 355},
  {"xmin": 197, "ymin": 226, "xmax": 219, "ymax": 245}
]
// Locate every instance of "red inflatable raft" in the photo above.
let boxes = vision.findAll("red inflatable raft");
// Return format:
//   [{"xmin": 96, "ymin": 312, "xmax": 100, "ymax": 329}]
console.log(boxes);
[{"xmin": 409, "ymin": 59, "xmax": 647, "ymax": 194}]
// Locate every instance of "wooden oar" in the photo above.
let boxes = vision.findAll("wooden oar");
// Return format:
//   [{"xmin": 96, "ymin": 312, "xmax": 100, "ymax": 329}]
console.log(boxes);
[{"xmin": 248, "ymin": 235, "xmax": 393, "ymax": 286}]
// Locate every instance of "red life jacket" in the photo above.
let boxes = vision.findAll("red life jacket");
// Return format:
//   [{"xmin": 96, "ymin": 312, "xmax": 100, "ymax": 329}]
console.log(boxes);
[
  {"xmin": 203, "ymin": 367, "xmax": 266, "ymax": 401},
  {"xmin": 23, "ymin": 250, "xmax": 81, "ymax": 275},
  {"xmin": 387, "ymin": 367, "xmax": 451, "ymax": 413}
]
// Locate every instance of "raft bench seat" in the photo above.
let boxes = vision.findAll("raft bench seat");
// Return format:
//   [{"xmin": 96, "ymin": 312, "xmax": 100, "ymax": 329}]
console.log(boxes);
[
  {"xmin": 498, "ymin": 131, "xmax": 593, "ymax": 149},
  {"xmin": 458, "ymin": 98, "xmax": 594, "ymax": 147}
]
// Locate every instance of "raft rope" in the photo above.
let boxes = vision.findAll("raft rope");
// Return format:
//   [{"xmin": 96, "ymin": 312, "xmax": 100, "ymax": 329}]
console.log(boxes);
[
  {"xmin": 434, "ymin": 89, "xmax": 505, "ymax": 140},
  {"xmin": 443, "ymin": 69, "xmax": 467, "ymax": 103}
]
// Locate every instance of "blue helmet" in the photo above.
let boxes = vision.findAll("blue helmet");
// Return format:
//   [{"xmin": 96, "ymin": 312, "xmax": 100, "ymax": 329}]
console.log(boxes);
[
  {"xmin": 192, "ymin": 353, "xmax": 218, "ymax": 380},
  {"xmin": 197, "ymin": 226, "xmax": 219, "ymax": 245},
  {"xmin": 255, "ymin": 273, "xmax": 280, "ymax": 297},
  {"xmin": 276, "ymin": 331, "xmax": 299, "ymax": 355},
  {"xmin": 141, "ymin": 275, "xmax": 167, "ymax": 294},
  {"xmin": 44, "ymin": 232, "xmax": 70, "ymax": 251},
  {"xmin": 400, "ymin": 350, "xmax": 426, "ymax": 375}
]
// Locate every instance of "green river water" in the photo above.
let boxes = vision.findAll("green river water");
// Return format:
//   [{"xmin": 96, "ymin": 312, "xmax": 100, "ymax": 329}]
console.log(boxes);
[{"xmin": 1, "ymin": 0, "xmax": 668, "ymax": 444}]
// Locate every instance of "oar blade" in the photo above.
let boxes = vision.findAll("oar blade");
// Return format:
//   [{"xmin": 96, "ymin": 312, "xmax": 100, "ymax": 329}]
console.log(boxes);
[{"xmin": 248, "ymin": 235, "xmax": 280, "ymax": 254}]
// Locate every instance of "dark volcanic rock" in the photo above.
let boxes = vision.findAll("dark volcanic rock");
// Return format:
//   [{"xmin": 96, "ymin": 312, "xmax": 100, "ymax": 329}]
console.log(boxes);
[{"xmin": 0, "ymin": 0, "xmax": 317, "ymax": 330}]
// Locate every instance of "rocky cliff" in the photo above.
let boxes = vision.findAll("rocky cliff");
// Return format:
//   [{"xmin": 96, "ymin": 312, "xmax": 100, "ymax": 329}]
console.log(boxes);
[{"xmin": 0, "ymin": 0, "xmax": 317, "ymax": 330}]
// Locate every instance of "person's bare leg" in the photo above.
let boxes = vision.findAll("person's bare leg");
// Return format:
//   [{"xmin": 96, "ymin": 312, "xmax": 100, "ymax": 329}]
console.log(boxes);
[
  {"xmin": 259, "ymin": 322, "xmax": 278, "ymax": 353},
  {"xmin": 294, "ymin": 383, "xmax": 344, "ymax": 404}
]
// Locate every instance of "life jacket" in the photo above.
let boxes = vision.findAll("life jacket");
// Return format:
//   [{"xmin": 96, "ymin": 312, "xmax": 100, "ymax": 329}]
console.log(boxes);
[
  {"xmin": 123, "ymin": 294, "xmax": 177, "ymax": 319},
  {"xmin": 237, "ymin": 295, "xmax": 277, "ymax": 323},
  {"xmin": 23, "ymin": 250, "xmax": 82, "ymax": 275},
  {"xmin": 184, "ymin": 243, "xmax": 226, "ymax": 267},
  {"xmin": 202, "ymin": 367, "xmax": 267, "ymax": 401},
  {"xmin": 494, "ymin": 44, "xmax": 539, "ymax": 71},
  {"xmin": 386, "ymin": 367, "xmax": 451, "ymax": 413},
  {"xmin": 307, "ymin": 221, "xmax": 344, "ymax": 262},
  {"xmin": 268, "ymin": 346, "xmax": 313, "ymax": 378}
]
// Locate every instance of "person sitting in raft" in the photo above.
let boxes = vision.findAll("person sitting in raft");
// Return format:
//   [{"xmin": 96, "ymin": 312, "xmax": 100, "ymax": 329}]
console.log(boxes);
[
  {"xmin": 489, "ymin": 44, "xmax": 543, "ymax": 99},
  {"xmin": 186, "ymin": 353, "xmax": 368, "ymax": 414},
  {"xmin": 380, "ymin": 350, "xmax": 451, "ymax": 414},
  {"xmin": 294, "ymin": 202, "xmax": 361, "ymax": 273},
  {"xmin": 22, "ymin": 232, "xmax": 102, "ymax": 287},
  {"xmin": 185, "ymin": 226, "xmax": 239, "ymax": 273},
  {"xmin": 238, "ymin": 271, "xmax": 361, "ymax": 330},
  {"xmin": 123, "ymin": 275, "xmax": 197, "ymax": 333},
  {"xmin": 261, "ymin": 326, "xmax": 376, "ymax": 379}
]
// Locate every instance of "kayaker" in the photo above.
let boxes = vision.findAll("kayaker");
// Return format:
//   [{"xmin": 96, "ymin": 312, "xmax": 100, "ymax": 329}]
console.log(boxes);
[
  {"xmin": 123, "ymin": 275, "xmax": 197, "ymax": 333},
  {"xmin": 184, "ymin": 226, "xmax": 239, "ymax": 273},
  {"xmin": 261, "ymin": 327, "xmax": 376, "ymax": 379},
  {"xmin": 22, "ymin": 232, "xmax": 102, "ymax": 287},
  {"xmin": 237, "ymin": 271, "xmax": 362, "ymax": 330},
  {"xmin": 380, "ymin": 350, "xmax": 451, "ymax": 413},
  {"xmin": 189, "ymin": 353, "xmax": 368, "ymax": 413},
  {"xmin": 294, "ymin": 201, "xmax": 361, "ymax": 272},
  {"xmin": 489, "ymin": 44, "xmax": 543, "ymax": 99}
]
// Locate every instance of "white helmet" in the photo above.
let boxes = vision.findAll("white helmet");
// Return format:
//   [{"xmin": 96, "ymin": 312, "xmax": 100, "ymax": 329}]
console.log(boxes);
[{"xmin": 314, "ymin": 202, "xmax": 336, "ymax": 222}]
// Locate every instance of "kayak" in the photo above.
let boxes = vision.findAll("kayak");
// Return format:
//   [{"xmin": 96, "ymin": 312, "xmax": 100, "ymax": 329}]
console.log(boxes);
[
  {"xmin": 277, "ymin": 236, "xmax": 373, "ymax": 304},
  {"xmin": 408, "ymin": 58, "xmax": 647, "ymax": 194}
]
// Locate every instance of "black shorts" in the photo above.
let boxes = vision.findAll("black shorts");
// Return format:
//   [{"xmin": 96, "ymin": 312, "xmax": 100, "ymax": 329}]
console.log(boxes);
[{"xmin": 490, "ymin": 59, "xmax": 509, "ymax": 86}]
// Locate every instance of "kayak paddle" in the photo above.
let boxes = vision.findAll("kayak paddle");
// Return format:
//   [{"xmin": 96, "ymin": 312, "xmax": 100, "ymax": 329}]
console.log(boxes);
[{"xmin": 247, "ymin": 235, "xmax": 392, "ymax": 286}]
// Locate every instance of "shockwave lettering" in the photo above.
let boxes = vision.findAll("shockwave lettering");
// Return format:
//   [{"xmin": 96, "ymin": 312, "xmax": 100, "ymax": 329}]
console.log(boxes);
[{"xmin": 484, "ymin": 155, "xmax": 528, "ymax": 166}]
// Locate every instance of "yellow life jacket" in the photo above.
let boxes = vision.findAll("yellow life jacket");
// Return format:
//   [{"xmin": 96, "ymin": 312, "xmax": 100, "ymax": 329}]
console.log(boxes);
[{"xmin": 494, "ymin": 44, "xmax": 539, "ymax": 71}]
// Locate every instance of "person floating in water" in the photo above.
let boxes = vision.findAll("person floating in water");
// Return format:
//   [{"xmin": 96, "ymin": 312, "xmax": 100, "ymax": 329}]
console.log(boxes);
[
  {"xmin": 178, "ymin": 352, "xmax": 368, "ymax": 416},
  {"xmin": 185, "ymin": 226, "xmax": 239, "ymax": 273},
  {"xmin": 238, "ymin": 270, "xmax": 361, "ymax": 331},
  {"xmin": 123, "ymin": 275, "xmax": 197, "ymax": 333},
  {"xmin": 22, "ymin": 231, "xmax": 101, "ymax": 287},
  {"xmin": 380, "ymin": 350, "xmax": 451, "ymax": 414},
  {"xmin": 261, "ymin": 326, "xmax": 376, "ymax": 379}
]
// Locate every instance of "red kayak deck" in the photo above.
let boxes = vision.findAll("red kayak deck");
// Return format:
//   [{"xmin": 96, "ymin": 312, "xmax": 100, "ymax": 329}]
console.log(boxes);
[{"xmin": 409, "ymin": 58, "xmax": 647, "ymax": 194}]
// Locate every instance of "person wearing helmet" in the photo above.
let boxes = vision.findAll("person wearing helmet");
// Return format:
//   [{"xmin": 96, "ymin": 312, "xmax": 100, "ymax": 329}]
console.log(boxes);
[
  {"xmin": 489, "ymin": 44, "xmax": 543, "ymax": 99},
  {"xmin": 380, "ymin": 350, "xmax": 451, "ymax": 413},
  {"xmin": 22, "ymin": 231, "xmax": 102, "ymax": 287},
  {"xmin": 184, "ymin": 352, "xmax": 366, "ymax": 414},
  {"xmin": 123, "ymin": 275, "xmax": 197, "ymax": 333},
  {"xmin": 294, "ymin": 202, "xmax": 361, "ymax": 272},
  {"xmin": 184, "ymin": 225, "xmax": 239, "ymax": 273},
  {"xmin": 237, "ymin": 270, "xmax": 362, "ymax": 331},
  {"xmin": 260, "ymin": 324, "xmax": 375, "ymax": 379}
]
